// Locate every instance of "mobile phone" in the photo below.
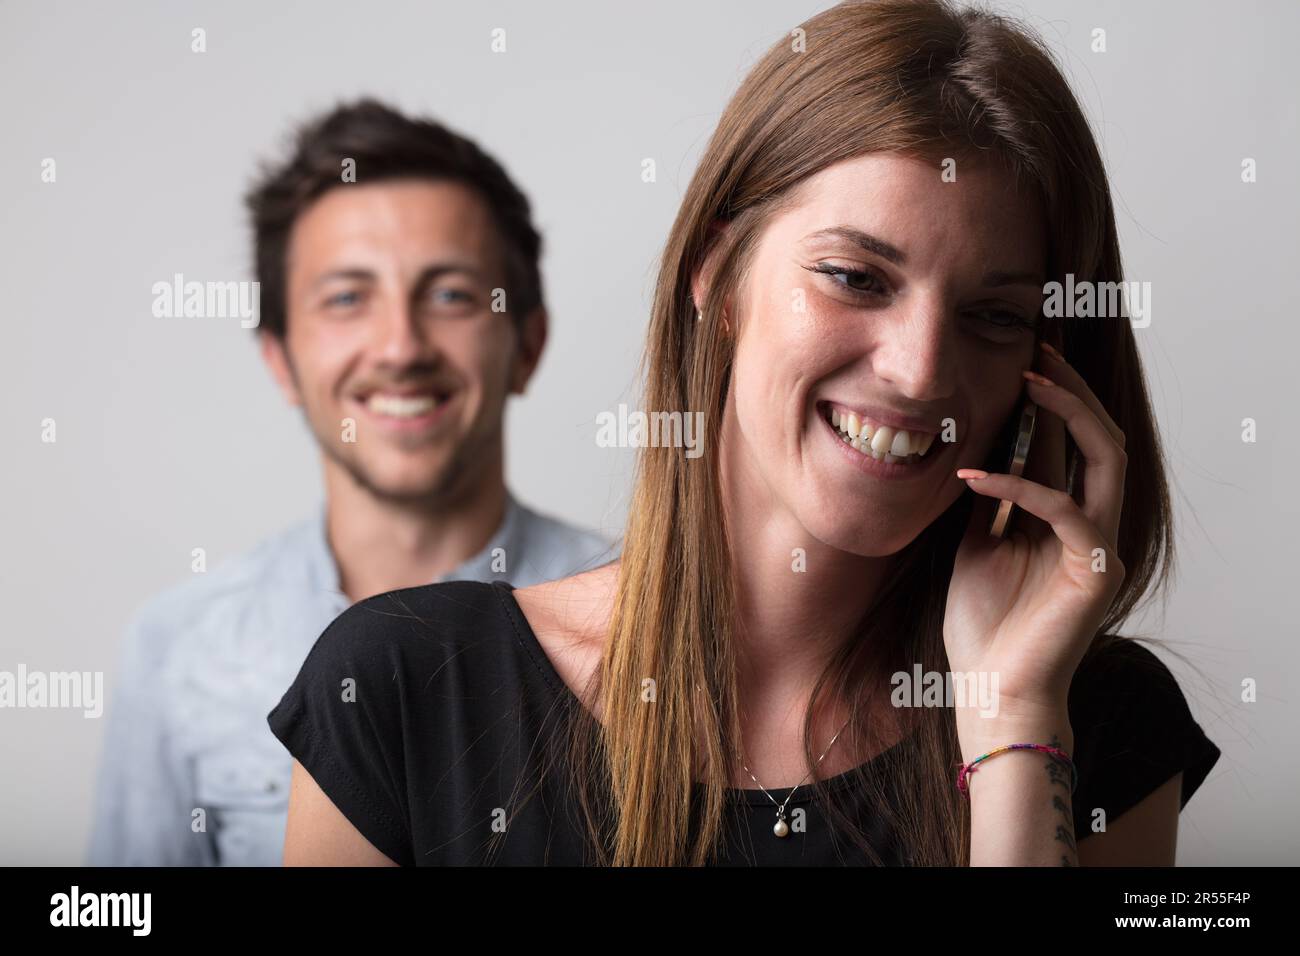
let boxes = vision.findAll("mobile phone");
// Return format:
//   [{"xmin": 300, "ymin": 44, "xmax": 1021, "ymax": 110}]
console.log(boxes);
[{"xmin": 987, "ymin": 395, "xmax": 1038, "ymax": 538}]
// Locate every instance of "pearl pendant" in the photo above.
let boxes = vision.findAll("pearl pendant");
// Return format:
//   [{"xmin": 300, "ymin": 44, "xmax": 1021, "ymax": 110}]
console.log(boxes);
[{"xmin": 773, "ymin": 816, "xmax": 790, "ymax": 838}]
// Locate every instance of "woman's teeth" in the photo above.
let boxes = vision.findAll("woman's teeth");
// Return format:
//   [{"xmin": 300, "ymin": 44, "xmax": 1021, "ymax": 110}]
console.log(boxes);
[
  {"xmin": 827, "ymin": 406, "xmax": 936, "ymax": 464},
  {"xmin": 365, "ymin": 393, "xmax": 443, "ymax": 418}
]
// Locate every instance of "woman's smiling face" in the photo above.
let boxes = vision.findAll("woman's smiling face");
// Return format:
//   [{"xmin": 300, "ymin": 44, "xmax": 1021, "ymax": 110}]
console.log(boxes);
[{"xmin": 718, "ymin": 153, "xmax": 1047, "ymax": 556}]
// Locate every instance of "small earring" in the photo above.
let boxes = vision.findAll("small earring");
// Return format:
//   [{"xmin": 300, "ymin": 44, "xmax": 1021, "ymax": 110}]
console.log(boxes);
[{"xmin": 696, "ymin": 310, "xmax": 703, "ymax": 322}]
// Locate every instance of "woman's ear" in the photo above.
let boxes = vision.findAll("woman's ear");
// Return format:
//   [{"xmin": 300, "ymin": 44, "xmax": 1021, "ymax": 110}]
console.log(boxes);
[{"xmin": 689, "ymin": 219, "xmax": 732, "ymax": 321}]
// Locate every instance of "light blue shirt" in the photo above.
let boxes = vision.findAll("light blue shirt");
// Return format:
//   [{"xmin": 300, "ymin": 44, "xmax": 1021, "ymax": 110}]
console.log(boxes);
[{"xmin": 85, "ymin": 493, "xmax": 616, "ymax": 866}]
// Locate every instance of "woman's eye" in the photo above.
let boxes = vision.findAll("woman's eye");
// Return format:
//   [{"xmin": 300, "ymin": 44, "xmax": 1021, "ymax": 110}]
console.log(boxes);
[
  {"xmin": 807, "ymin": 262, "xmax": 887, "ymax": 296},
  {"xmin": 964, "ymin": 308, "xmax": 1039, "ymax": 342},
  {"xmin": 972, "ymin": 309, "xmax": 1027, "ymax": 328},
  {"xmin": 972, "ymin": 312, "xmax": 1040, "ymax": 335}
]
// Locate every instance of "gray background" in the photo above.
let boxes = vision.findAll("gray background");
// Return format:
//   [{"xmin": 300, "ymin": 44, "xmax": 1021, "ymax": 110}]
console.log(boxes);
[{"xmin": 1, "ymin": 0, "xmax": 1294, "ymax": 865}]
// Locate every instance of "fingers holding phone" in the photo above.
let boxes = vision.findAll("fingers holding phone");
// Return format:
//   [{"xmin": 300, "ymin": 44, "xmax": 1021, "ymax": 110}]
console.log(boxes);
[{"xmin": 987, "ymin": 396, "xmax": 1038, "ymax": 538}]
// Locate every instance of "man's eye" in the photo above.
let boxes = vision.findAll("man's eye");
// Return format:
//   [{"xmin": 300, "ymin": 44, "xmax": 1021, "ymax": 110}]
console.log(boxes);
[
  {"xmin": 430, "ymin": 288, "xmax": 472, "ymax": 304},
  {"xmin": 808, "ymin": 262, "xmax": 886, "ymax": 296},
  {"xmin": 325, "ymin": 291, "xmax": 361, "ymax": 308}
]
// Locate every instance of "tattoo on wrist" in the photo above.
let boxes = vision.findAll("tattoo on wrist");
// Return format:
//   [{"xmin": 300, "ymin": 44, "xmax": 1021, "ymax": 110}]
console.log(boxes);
[{"xmin": 1045, "ymin": 733, "xmax": 1078, "ymax": 865}]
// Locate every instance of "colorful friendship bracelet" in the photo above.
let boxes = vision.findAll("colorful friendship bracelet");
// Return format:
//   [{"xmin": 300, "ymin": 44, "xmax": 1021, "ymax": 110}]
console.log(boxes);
[{"xmin": 956, "ymin": 743, "xmax": 1078, "ymax": 797}]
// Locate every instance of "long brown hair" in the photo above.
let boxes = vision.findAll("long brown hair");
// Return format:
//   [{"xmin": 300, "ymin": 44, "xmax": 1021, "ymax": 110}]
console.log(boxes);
[{"xmin": 558, "ymin": 0, "xmax": 1173, "ymax": 866}]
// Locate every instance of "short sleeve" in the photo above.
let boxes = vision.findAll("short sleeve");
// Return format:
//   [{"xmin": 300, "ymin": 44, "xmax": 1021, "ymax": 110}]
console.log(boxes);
[
  {"xmin": 1068, "ymin": 637, "xmax": 1221, "ymax": 838},
  {"xmin": 267, "ymin": 598, "xmax": 416, "ymax": 866}
]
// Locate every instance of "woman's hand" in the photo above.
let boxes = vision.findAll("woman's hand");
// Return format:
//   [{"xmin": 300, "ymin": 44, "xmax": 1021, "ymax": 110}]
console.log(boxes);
[{"xmin": 944, "ymin": 340, "xmax": 1129, "ymax": 738}]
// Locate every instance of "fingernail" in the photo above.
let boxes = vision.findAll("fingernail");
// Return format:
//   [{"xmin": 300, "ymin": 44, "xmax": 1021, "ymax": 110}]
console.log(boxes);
[
  {"xmin": 956, "ymin": 468, "xmax": 989, "ymax": 480},
  {"xmin": 1023, "ymin": 369, "xmax": 1055, "ymax": 387},
  {"xmin": 1039, "ymin": 340, "xmax": 1064, "ymax": 360}
]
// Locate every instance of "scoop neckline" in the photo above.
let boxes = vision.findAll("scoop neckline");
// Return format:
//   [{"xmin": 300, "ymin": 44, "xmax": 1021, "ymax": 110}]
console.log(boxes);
[{"xmin": 491, "ymin": 579, "xmax": 910, "ymax": 807}]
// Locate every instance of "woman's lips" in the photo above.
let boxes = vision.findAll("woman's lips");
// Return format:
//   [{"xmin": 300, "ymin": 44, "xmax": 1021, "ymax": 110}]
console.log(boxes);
[{"xmin": 817, "ymin": 403, "xmax": 945, "ymax": 479}]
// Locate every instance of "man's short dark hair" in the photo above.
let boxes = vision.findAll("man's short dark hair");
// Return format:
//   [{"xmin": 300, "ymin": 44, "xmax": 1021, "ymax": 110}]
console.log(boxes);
[{"xmin": 244, "ymin": 97, "xmax": 544, "ymax": 339}]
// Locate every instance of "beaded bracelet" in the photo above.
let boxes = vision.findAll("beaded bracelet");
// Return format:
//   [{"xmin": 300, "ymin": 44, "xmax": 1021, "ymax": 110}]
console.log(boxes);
[{"xmin": 957, "ymin": 743, "xmax": 1078, "ymax": 797}]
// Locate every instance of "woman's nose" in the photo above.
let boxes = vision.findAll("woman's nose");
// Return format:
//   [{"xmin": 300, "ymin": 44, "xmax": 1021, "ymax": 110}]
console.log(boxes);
[{"xmin": 869, "ymin": 299, "xmax": 956, "ymax": 401}]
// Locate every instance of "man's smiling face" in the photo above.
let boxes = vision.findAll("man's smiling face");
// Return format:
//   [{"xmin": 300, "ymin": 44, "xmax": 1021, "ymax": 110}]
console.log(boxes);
[{"xmin": 261, "ymin": 178, "xmax": 543, "ymax": 505}]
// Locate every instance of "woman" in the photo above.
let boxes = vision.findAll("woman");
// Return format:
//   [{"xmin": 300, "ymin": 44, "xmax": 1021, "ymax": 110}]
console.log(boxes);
[{"xmin": 269, "ymin": 0, "xmax": 1220, "ymax": 866}]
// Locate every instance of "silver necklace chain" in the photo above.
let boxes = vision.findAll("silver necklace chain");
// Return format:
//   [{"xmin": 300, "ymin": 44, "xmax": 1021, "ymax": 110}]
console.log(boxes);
[{"xmin": 740, "ymin": 716, "xmax": 854, "ymax": 838}]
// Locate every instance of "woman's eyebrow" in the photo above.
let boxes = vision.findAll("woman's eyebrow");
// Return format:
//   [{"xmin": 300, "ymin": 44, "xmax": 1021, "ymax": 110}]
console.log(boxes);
[
  {"xmin": 801, "ymin": 226, "xmax": 907, "ymax": 266},
  {"xmin": 801, "ymin": 228, "xmax": 1043, "ymax": 288},
  {"xmin": 982, "ymin": 269, "xmax": 1045, "ymax": 288}
]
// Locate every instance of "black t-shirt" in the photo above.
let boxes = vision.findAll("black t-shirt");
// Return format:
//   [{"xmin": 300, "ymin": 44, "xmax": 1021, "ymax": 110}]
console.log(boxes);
[{"xmin": 266, "ymin": 579, "xmax": 1221, "ymax": 866}]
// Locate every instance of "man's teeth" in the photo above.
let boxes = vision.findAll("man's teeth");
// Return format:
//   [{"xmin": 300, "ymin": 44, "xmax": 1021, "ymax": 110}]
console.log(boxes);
[
  {"xmin": 365, "ymin": 393, "xmax": 442, "ymax": 418},
  {"xmin": 828, "ymin": 406, "xmax": 936, "ymax": 463}
]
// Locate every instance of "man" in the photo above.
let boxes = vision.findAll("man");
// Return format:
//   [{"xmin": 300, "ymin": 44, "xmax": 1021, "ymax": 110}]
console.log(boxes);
[{"xmin": 86, "ymin": 99, "xmax": 614, "ymax": 865}]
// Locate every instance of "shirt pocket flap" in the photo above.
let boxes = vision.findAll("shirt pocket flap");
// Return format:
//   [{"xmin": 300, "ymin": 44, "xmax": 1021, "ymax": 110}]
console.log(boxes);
[{"xmin": 194, "ymin": 748, "xmax": 289, "ymax": 810}]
